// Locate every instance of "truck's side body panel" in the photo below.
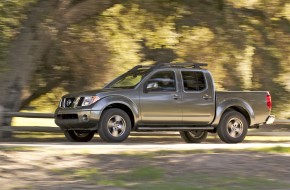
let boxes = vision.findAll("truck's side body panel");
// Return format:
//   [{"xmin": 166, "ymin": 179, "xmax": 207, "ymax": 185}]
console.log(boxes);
[{"xmin": 213, "ymin": 91, "xmax": 270, "ymax": 126}]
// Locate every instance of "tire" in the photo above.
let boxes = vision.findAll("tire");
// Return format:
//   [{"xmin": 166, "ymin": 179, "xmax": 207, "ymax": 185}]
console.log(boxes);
[
  {"xmin": 64, "ymin": 130, "xmax": 95, "ymax": 142},
  {"xmin": 180, "ymin": 130, "xmax": 208, "ymax": 143},
  {"xmin": 98, "ymin": 108, "xmax": 131, "ymax": 142},
  {"xmin": 217, "ymin": 111, "xmax": 248, "ymax": 143}
]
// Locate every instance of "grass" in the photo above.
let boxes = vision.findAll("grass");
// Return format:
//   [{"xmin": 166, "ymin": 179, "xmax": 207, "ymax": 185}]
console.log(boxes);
[
  {"xmin": 131, "ymin": 175, "xmax": 290, "ymax": 190},
  {"xmin": 50, "ymin": 166, "xmax": 290, "ymax": 190},
  {"xmin": 252, "ymin": 146, "xmax": 290, "ymax": 154},
  {"xmin": 0, "ymin": 146, "xmax": 36, "ymax": 152},
  {"xmin": 48, "ymin": 150, "xmax": 290, "ymax": 189},
  {"xmin": 121, "ymin": 147, "xmax": 290, "ymax": 158},
  {"xmin": 12, "ymin": 117, "xmax": 57, "ymax": 127},
  {"xmin": 121, "ymin": 149, "xmax": 217, "ymax": 159},
  {"xmin": 51, "ymin": 165, "xmax": 165, "ymax": 187},
  {"xmin": 120, "ymin": 166, "xmax": 165, "ymax": 181},
  {"xmin": 4, "ymin": 131, "xmax": 67, "ymax": 142},
  {"xmin": 74, "ymin": 168, "xmax": 101, "ymax": 181},
  {"xmin": 245, "ymin": 135, "xmax": 290, "ymax": 142},
  {"xmin": 13, "ymin": 132, "xmax": 64, "ymax": 139},
  {"xmin": 51, "ymin": 168, "xmax": 102, "ymax": 185}
]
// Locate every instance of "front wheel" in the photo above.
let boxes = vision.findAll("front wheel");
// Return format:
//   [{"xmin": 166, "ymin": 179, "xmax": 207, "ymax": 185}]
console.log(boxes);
[
  {"xmin": 98, "ymin": 108, "xmax": 131, "ymax": 142},
  {"xmin": 180, "ymin": 130, "xmax": 208, "ymax": 143},
  {"xmin": 64, "ymin": 130, "xmax": 95, "ymax": 142},
  {"xmin": 217, "ymin": 111, "xmax": 248, "ymax": 143}
]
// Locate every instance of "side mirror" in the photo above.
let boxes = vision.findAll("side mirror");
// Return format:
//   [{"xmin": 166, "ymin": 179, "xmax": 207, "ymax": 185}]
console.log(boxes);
[
  {"xmin": 147, "ymin": 82, "xmax": 159, "ymax": 90},
  {"xmin": 144, "ymin": 82, "xmax": 159, "ymax": 93}
]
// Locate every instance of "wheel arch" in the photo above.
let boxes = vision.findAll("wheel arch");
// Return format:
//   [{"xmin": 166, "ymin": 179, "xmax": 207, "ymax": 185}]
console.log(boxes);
[
  {"xmin": 103, "ymin": 103, "xmax": 135, "ymax": 128},
  {"xmin": 212, "ymin": 98, "xmax": 254, "ymax": 127},
  {"xmin": 93, "ymin": 95, "xmax": 139, "ymax": 128},
  {"xmin": 223, "ymin": 106, "xmax": 251, "ymax": 126}
]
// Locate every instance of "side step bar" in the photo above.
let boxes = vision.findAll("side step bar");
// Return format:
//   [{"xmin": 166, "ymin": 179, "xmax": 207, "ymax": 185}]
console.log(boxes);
[{"xmin": 137, "ymin": 126, "xmax": 214, "ymax": 131}]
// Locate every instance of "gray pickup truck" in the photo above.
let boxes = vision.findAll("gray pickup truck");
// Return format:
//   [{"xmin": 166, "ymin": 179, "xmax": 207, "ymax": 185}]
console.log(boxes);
[{"xmin": 55, "ymin": 63, "xmax": 275, "ymax": 143}]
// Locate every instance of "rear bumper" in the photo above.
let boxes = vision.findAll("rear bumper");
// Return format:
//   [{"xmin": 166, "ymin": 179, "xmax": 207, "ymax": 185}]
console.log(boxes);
[
  {"xmin": 54, "ymin": 108, "xmax": 101, "ymax": 131},
  {"xmin": 265, "ymin": 115, "xmax": 275, "ymax": 124}
]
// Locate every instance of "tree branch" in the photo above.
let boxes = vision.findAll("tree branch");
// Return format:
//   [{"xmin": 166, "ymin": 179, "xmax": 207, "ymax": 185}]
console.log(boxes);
[{"xmin": 19, "ymin": 76, "xmax": 66, "ymax": 110}]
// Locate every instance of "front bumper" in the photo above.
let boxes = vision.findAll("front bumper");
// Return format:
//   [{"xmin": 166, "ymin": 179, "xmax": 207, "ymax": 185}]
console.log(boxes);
[
  {"xmin": 265, "ymin": 115, "xmax": 275, "ymax": 124},
  {"xmin": 55, "ymin": 108, "xmax": 101, "ymax": 131}
]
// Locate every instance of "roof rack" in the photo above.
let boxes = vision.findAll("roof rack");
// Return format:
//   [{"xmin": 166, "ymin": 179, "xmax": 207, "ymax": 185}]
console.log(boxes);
[
  {"xmin": 153, "ymin": 62, "xmax": 208, "ymax": 69},
  {"xmin": 126, "ymin": 65, "xmax": 152, "ymax": 73}
]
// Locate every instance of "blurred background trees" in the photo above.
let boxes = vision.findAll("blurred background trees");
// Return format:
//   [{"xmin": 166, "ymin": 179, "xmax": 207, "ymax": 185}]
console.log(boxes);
[{"xmin": 0, "ymin": 0, "xmax": 289, "ymax": 123}]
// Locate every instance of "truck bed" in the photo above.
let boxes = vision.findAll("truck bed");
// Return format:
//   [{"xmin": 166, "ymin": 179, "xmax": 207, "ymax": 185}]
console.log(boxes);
[{"xmin": 216, "ymin": 91, "xmax": 270, "ymax": 126}]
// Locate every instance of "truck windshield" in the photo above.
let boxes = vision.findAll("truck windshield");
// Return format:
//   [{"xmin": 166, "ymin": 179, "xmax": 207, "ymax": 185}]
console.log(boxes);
[{"xmin": 106, "ymin": 68, "xmax": 149, "ymax": 89}]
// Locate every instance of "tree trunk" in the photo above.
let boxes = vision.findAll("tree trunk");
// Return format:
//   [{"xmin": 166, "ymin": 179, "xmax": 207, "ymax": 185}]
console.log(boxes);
[
  {"xmin": 0, "ymin": 1, "xmax": 59, "ymax": 129},
  {"xmin": 0, "ymin": 0, "xmax": 115, "ymax": 129}
]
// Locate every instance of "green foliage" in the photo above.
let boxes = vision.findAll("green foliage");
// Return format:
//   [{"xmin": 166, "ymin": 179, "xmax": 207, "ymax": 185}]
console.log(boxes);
[
  {"xmin": 1, "ymin": 0, "xmax": 290, "ymax": 118},
  {"xmin": 28, "ymin": 87, "xmax": 67, "ymax": 112},
  {"xmin": 0, "ymin": 0, "xmax": 36, "ymax": 70},
  {"xmin": 95, "ymin": 0, "xmax": 290, "ymax": 117}
]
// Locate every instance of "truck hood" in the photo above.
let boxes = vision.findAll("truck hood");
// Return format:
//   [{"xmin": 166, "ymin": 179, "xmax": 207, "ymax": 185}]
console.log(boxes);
[{"xmin": 63, "ymin": 88, "xmax": 133, "ymax": 98}]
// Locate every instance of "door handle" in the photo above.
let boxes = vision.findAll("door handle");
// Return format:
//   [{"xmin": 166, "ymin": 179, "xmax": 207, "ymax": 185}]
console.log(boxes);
[{"xmin": 203, "ymin": 94, "xmax": 212, "ymax": 100}]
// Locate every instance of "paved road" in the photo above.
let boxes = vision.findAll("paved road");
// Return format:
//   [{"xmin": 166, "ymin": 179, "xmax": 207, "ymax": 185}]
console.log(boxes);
[
  {"xmin": 1, "ymin": 130, "xmax": 290, "ymax": 153},
  {"xmin": 1, "ymin": 142, "xmax": 290, "ymax": 154}
]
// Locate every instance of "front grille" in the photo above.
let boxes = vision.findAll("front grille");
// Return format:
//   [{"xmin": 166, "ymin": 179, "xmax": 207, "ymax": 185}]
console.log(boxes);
[{"xmin": 57, "ymin": 114, "xmax": 78, "ymax": 119}]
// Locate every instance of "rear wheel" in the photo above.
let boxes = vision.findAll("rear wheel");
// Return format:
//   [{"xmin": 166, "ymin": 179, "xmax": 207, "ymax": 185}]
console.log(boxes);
[
  {"xmin": 217, "ymin": 111, "xmax": 248, "ymax": 143},
  {"xmin": 98, "ymin": 108, "xmax": 131, "ymax": 142},
  {"xmin": 180, "ymin": 130, "xmax": 208, "ymax": 143},
  {"xmin": 64, "ymin": 130, "xmax": 95, "ymax": 142}
]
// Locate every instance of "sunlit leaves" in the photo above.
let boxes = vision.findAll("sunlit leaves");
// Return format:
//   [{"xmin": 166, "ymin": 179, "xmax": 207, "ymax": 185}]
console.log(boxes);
[
  {"xmin": 0, "ymin": 0, "xmax": 36, "ymax": 70},
  {"xmin": 98, "ymin": 3, "xmax": 180, "ymax": 73},
  {"xmin": 1, "ymin": 0, "xmax": 290, "ymax": 118},
  {"xmin": 281, "ymin": 3, "xmax": 290, "ymax": 21}
]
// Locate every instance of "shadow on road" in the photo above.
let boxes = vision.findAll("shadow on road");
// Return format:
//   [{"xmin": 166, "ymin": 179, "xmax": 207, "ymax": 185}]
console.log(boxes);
[{"xmin": 1, "ymin": 131, "xmax": 290, "ymax": 144}]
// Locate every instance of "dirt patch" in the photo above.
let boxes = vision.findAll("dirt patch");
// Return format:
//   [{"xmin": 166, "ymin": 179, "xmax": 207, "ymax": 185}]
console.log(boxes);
[{"xmin": 1, "ymin": 148, "xmax": 290, "ymax": 190}]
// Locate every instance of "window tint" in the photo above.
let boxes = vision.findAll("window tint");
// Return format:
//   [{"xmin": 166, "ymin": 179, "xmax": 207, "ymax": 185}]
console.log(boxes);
[
  {"xmin": 148, "ymin": 71, "xmax": 176, "ymax": 91},
  {"xmin": 182, "ymin": 71, "xmax": 206, "ymax": 91}
]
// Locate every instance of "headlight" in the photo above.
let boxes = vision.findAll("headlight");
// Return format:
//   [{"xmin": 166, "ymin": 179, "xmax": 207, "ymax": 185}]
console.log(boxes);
[{"xmin": 82, "ymin": 96, "xmax": 100, "ymax": 106}]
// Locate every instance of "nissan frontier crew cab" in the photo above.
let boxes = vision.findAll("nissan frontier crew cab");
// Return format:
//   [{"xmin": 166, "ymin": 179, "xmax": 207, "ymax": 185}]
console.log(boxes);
[{"xmin": 55, "ymin": 63, "xmax": 275, "ymax": 143}]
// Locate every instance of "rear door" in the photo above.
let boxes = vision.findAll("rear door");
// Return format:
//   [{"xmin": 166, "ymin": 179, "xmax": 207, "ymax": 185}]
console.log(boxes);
[
  {"xmin": 180, "ymin": 70, "xmax": 215, "ymax": 125},
  {"xmin": 139, "ymin": 69, "xmax": 182, "ymax": 125}
]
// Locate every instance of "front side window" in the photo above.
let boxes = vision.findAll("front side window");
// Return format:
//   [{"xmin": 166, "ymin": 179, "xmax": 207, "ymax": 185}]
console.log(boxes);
[
  {"xmin": 147, "ymin": 71, "xmax": 176, "ymax": 91},
  {"xmin": 182, "ymin": 71, "xmax": 206, "ymax": 91}
]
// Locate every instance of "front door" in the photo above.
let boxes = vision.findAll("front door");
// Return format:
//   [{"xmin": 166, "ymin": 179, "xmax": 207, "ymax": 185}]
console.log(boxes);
[{"xmin": 139, "ymin": 70, "xmax": 182, "ymax": 125}]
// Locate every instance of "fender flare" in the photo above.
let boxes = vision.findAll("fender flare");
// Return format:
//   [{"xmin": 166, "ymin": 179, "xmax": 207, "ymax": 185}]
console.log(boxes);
[
  {"xmin": 212, "ymin": 98, "xmax": 254, "ymax": 126},
  {"xmin": 92, "ymin": 95, "xmax": 140, "ymax": 125}
]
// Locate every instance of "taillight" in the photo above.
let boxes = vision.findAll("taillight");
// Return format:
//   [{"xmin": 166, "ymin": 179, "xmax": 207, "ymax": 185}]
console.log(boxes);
[{"xmin": 266, "ymin": 92, "xmax": 272, "ymax": 110}]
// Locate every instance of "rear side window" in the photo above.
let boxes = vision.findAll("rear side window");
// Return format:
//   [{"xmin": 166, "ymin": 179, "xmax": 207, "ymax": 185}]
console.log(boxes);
[{"xmin": 182, "ymin": 71, "xmax": 206, "ymax": 91}]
